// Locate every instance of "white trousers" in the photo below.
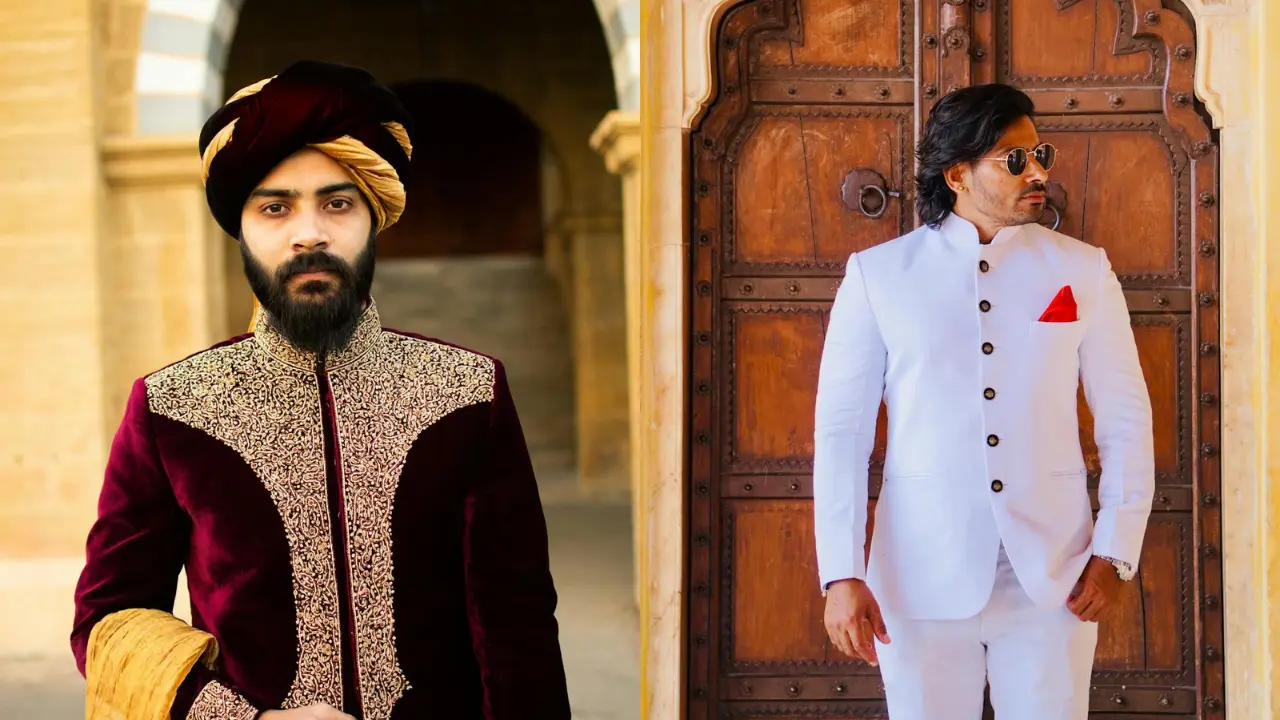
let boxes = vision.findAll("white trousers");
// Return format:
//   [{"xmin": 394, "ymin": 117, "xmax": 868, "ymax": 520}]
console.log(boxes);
[{"xmin": 875, "ymin": 546, "xmax": 1098, "ymax": 720}]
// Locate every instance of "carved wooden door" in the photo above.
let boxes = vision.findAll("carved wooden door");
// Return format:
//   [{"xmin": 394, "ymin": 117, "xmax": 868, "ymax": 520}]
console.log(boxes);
[{"xmin": 686, "ymin": 1, "xmax": 1224, "ymax": 718}]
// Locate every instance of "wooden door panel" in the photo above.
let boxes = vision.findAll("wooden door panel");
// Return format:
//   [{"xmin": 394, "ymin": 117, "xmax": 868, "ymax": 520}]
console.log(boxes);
[
  {"xmin": 725, "ymin": 500, "xmax": 827, "ymax": 664},
  {"xmin": 1077, "ymin": 315, "xmax": 1189, "ymax": 482},
  {"xmin": 997, "ymin": 0, "xmax": 1160, "ymax": 86},
  {"xmin": 754, "ymin": 0, "xmax": 912, "ymax": 74},
  {"xmin": 1036, "ymin": 121, "xmax": 1184, "ymax": 283},
  {"xmin": 726, "ymin": 304, "xmax": 826, "ymax": 472},
  {"xmin": 725, "ymin": 303, "xmax": 891, "ymax": 477},
  {"xmin": 1092, "ymin": 515, "xmax": 1193, "ymax": 680},
  {"xmin": 721, "ymin": 498, "xmax": 879, "ymax": 674},
  {"xmin": 730, "ymin": 109, "xmax": 912, "ymax": 272}
]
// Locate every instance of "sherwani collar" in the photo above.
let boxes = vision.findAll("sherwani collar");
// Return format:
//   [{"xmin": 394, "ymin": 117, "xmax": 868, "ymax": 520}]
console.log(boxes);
[
  {"xmin": 252, "ymin": 299, "xmax": 383, "ymax": 371},
  {"xmin": 937, "ymin": 212, "xmax": 1026, "ymax": 248}
]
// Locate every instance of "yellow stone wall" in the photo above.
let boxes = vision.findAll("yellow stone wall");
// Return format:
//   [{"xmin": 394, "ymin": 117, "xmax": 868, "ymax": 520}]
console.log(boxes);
[
  {"xmin": 0, "ymin": 1, "xmax": 109, "ymax": 559},
  {"xmin": 1259, "ymin": 0, "xmax": 1280, "ymax": 714}
]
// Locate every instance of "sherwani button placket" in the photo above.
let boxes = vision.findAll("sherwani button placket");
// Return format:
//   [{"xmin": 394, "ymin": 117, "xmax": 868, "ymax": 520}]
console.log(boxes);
[{"xmin": 977, "ymin": 246, "xmax": 1003, "ymax": 496}]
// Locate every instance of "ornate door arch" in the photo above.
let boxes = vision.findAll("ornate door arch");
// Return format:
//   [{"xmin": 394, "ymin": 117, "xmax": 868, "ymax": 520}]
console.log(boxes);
[{"xmin": 686, "ymin": 1, "xmax": 1224, "ymax": 717}]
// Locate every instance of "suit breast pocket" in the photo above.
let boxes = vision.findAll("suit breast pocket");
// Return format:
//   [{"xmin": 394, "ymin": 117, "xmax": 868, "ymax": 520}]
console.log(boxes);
[{"xmin": 1026, "ymin": 319, "xmax": 1086, "ymax": 401}]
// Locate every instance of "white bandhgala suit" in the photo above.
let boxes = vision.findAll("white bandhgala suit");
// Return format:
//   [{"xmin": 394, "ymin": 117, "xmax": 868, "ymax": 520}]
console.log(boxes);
[{"xmin": 813, "ymin": 213, "xmax": 1155, "ymax": 719}]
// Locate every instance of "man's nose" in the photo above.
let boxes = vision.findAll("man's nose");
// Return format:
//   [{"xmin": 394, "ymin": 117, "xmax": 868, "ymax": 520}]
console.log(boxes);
[
  {"xmin": 290, "ymin": 213, "xmax": 330, "ymax": 252},
  {"xmin": 1026, "ymin": 155, "xmax": 1049, "ymax": 183}
]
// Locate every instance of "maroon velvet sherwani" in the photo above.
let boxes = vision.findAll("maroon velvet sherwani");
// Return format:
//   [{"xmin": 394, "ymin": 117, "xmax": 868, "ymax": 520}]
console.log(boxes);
[{"xmin": 71, "ymin": 302, "xmax": 570, "ymax": 719}]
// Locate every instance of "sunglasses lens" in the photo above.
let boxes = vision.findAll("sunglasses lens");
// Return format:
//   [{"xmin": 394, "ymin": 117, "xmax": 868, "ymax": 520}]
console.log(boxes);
[
  {"xmin": 1034, "ymin": 144, "xmax": 1056, "ymax": 171},
  {"xmin": 1006, "ymin": 148, "xmax": 1028, "ymax": 176}
]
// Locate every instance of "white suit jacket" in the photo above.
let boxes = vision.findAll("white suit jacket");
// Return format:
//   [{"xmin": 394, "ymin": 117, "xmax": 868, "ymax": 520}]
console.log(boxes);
[{"xmin": 813, "ymin": 213, "xmax": 1154, "ymax": 620}]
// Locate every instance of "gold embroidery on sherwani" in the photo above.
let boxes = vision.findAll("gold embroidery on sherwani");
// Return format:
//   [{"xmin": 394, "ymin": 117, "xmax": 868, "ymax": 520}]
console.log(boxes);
[
  {"xmin": 328, "ymin": 333, "xmax": 495, "ymax": 719},
  {"xmin": 146, "ymin": 336, "xmax": 345, "ymax": 711},
  {"xmin": 187, "ymin": 680, "xmax": 258, "ymax": 720},
  {"xmin": 147, "ymin": 302, "xmax": 497, "ymax": 720}
]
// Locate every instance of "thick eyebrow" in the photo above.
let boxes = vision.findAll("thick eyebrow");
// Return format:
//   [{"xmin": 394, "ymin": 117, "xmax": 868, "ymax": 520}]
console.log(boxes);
[
  {"xmin": 317, "ymin": 182, "xmax": 360, "ymax": 195},
  {"xmin": 248, "ymin": 182, "xmax": 360, "ymax": 200},
  {"xmin": 248, "ymin": 187, "xmax": 298, "ymax": 200}
]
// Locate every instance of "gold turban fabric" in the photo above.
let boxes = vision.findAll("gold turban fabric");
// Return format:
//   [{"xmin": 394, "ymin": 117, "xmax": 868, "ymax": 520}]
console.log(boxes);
[{"xmin": 198, "ymin": 60, "xmax": 414, "ymax": 238}]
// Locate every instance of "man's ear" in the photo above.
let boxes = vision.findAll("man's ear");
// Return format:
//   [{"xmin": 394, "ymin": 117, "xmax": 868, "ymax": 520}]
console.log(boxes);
[{"xmin": 944, "ymin": 163, "xmax": 969, "ymax": 194}]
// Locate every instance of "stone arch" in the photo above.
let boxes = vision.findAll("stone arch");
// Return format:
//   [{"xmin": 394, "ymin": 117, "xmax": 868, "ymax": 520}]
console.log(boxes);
[{"xmin": 132, "ymin": 0, "xmax": 640, "ymax": 136}]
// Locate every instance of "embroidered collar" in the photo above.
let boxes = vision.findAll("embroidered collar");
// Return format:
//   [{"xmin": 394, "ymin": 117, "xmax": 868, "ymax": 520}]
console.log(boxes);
[{"xmin": 253, "ymin": 299, "xmax": 383, "ymax": 371}]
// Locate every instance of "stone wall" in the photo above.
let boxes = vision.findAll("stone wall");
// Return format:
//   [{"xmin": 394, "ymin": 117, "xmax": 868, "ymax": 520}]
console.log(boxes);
[
  {"xmin": 0, "ymin": 0, "xmax": 109, "ymax": 660},
  {"xmin": 0, "ymin": 0, "xmax": 108, "ymax": 559}
]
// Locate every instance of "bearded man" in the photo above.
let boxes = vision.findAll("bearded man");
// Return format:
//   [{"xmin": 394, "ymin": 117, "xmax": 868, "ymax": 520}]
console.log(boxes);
[{"xmin": 70, "ymin": 60, "xmax": 570, "ymax": 720}]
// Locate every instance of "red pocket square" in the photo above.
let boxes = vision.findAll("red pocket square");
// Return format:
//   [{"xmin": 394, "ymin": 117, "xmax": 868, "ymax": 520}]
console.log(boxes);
[{"xmin": 1038, "ymin": 285, "xmax": 1078, "ymax": 323}]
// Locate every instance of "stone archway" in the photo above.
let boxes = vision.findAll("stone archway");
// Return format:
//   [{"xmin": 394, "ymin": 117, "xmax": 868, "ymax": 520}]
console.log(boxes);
[{"xmin": 131, "ymin": 0, "xmax": 640, "ymax": 135}]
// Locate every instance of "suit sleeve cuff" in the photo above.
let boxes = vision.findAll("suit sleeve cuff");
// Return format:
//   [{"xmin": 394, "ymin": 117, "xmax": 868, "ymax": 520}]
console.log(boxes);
[{"xmin": 185, "ymin": 680, "xmax": 260, "ymax": 720}]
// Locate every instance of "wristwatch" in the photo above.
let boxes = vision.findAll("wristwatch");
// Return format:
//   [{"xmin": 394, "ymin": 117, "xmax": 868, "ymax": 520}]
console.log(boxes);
[{"xmin": 1096, "ymin": 555, "xmax": 1137, "ymax": 582}]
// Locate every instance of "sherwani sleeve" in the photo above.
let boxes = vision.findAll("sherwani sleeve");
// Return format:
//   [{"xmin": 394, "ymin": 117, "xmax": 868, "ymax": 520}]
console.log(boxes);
[
  {"xmin": 1079, "ymin": 248, "xmax": 1155, "ymax": 568},
  {"xmin": 71, "ymin": 378, "xmax": 262, "ymax": 720},
  {"xmin": 463, "ymin": 360, "xmax": 571, "ymax": 719},
  {"xmin": 813, "ymin": 252, "xmax": 888, "ymax": 590}
]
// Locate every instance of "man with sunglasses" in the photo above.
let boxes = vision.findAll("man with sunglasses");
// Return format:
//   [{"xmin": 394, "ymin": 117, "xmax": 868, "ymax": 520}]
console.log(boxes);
[{"xmin": 813, "ymin": 83, "xmax": 1153, "ymax": 719}]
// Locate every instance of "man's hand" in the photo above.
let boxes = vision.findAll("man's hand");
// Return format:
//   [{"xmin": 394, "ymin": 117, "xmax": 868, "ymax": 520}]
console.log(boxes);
[
  {"xmin": 1066, "ymin": 556, "xmax": 1123, "ymax": 622},
  {"xmin": 260, "ymin": 704, "xmax": 355, "ymax": 720},
  {"xmin": 823, "ymin": 579, "xmax": 890, "ymax": 665}
]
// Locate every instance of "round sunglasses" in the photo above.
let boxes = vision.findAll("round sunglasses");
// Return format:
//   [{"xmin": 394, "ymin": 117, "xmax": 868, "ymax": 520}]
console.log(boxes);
[{"xmin": 976, "ymin": 143, "xmax": 1057, "ymax": 176}]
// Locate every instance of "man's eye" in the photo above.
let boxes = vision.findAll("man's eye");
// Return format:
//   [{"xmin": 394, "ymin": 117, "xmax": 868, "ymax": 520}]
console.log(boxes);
[
  {"xmin": 262, "ymin": 203, "xmax": 287, "ymax": 215},
  {"xmin": 328, "ymin": 198, "xmax": 352, "ymax": 210}
]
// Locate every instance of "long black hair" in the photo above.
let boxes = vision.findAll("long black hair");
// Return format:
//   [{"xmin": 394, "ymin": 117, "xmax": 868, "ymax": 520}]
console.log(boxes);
[{"xmin": 914, "ymin": 84, "xmax": 1035, "ymax": 228}]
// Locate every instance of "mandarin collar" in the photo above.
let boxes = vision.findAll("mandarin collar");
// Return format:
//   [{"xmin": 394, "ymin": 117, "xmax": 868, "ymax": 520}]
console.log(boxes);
[
  {"xmin": 936, "ymin": 212, "xmax": 1025, "ymax": 248},
  {"xmin": 253, "ymin": 299, "xmax": 382, "ymax": 371}
]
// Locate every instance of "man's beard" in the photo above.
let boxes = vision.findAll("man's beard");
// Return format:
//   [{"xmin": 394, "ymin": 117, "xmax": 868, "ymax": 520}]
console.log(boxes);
[
  {"xmin": 975, "ymin": 179, "xmax": 1046, "ymax": 227},
  {"xmin": 241, "ymin": 236, "xmax": 376, "ymax": 355}
]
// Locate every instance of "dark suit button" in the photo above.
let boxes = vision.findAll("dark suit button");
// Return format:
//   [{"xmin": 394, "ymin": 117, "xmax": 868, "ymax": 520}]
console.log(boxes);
[
  {"xmin": 979, "ymin": 260, "xmax": 990, "ymax": 272},
  {"xmin": 982, "ymin": 342, "xmax": 994, "ymax": 354},
  {"xmin": 979, "ymin": 300, "xmax": 991, "ymax": 312},
  {"xmin": 987, "ymin": 434, "xmax": 999, "ymax": 447},
  {"xmin": 984, "ymin": 388, "xmax": 996, "ymax": 400},
  {"xmin": 991, "ymin": 480, "xmax": 1004, "ymax": 492}
]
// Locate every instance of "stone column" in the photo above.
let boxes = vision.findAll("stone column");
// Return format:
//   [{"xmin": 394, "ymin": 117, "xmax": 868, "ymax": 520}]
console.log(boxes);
[
  {"xmin": 558, "ymin": 213, "xmax": 631, "ymax": 503},
  {"xmin": 99, "ymin": 136, "xmax": 231, "ymax": 413},
  {"xmin": 591, "ymin": 110, "xmax": 643, "ymax": 605}
]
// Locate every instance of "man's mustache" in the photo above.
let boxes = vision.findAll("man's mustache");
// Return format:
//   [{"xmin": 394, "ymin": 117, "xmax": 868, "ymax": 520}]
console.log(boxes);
[
  {"xmin": 1023, "ymin": 182, "xmax": 1047, "ymax": 196},
  {"xmin": 276, "ymin": 252, "xmax": 352, "ymax": 281}
]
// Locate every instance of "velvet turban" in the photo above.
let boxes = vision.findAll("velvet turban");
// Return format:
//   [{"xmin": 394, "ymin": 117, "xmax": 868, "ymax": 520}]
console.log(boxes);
[{"xmin": 198, "ymin": 60, "xmax": 414, "ymax": 239}]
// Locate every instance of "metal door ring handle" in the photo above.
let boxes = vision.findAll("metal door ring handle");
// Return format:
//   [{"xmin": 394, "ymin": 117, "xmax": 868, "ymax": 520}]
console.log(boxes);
[
  {"xmin": 1045, "ymin": 205, "xmax": 1061, "ymax": 231},
  {"xmin": 860, "ymin": 185, "xmax": 888, "ymax": 218},
  {"xmin": 842, "ymin": 168, "xmax": 901, "ymax": 219}
]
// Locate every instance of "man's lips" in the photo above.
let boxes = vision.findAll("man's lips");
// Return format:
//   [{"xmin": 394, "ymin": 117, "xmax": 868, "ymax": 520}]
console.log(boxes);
[
  {"xmin": 1022, "ymin": 192, "xmax": 1045, "ymax": 203},
  {"xmin": 291, "ymin": 270, "xmax": 334, "ymax": 282}
]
